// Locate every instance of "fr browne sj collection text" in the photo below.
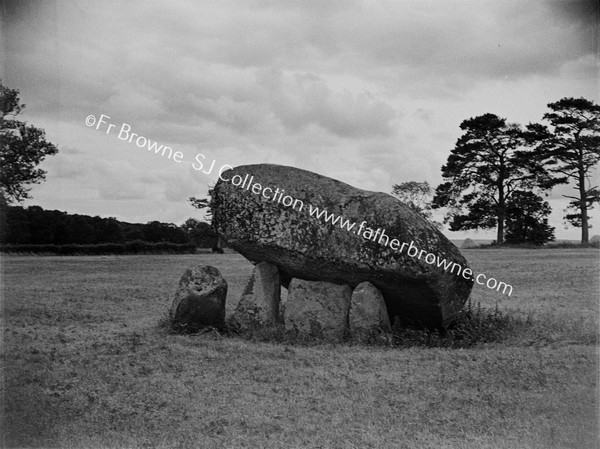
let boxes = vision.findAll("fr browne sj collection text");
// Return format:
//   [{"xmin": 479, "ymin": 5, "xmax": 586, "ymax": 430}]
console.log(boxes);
[{"xmin": 85, "ymin": 114, "xmax": 232, "ymax": 176}]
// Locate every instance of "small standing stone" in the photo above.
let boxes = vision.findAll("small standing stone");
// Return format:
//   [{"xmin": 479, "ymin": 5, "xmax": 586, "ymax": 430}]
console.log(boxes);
[
  {"xmin": 170, "ymin": 265, "xmax": 227, "ymax": 332},
  {"xmin": 349, "ymin": 281, "xmax": 392, "ymax": 342},
  {"xmin": 231, "ymin": 262, "xmax": 281, "ymax": 328},
  {"xmin": 284, "ymin": 278, "xmax": 352, "ymax": 340}
]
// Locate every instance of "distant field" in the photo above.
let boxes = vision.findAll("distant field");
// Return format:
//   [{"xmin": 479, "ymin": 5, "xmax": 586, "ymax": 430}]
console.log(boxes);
[{"xmin": 1, "ymin": 249, "xmax": 599, "ymax": 448}]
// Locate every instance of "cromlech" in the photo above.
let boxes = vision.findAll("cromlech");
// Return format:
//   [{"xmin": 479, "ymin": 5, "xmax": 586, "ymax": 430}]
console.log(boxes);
[{"xmin": 204, "ymin": 163, "xmax": 474, "ymax": 331}]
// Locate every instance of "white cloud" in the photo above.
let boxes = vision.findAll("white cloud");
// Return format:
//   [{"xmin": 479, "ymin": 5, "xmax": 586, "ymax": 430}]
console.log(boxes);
[{"xmin": 255, "ymin": 68, "xmax": 396, "ymax": 137}]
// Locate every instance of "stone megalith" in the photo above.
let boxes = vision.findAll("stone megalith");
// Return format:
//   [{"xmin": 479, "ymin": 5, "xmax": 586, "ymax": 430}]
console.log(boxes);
[
  {"xmin": 231, "ymin": 262, "xmax": 281, "ymax": 328},
  {"xmin": 284, "ymin": 278, "xmax": 352, "ymax": 340},
  {"xmin": 212, "ymin": 164, "xmax": 473, "ymax": 329},
  {"xmin": 349, "ymin": 281, "xmax": 392, "ymax": 341},
  {"xmin": 170, "ymin": 265, "xmax": 227, "ymax": 332}
]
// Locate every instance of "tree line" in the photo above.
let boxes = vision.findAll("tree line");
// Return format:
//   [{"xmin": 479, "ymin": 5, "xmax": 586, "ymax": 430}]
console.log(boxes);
[
  {"xmin": 0, "ymin": 204, "xmax": 219, "ymax": 251},
  {"xmin": 392, "ymin": 98, "xmax": 600, "ymax": 246}
]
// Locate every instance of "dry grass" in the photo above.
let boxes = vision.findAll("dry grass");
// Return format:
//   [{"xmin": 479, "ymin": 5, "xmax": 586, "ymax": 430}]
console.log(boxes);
[
  {"xmin": 465, "ymin": 248, "xmax": 599, "ymax": 331},
  {"xmin": 1, "ymin": 250, "xmax": 599, "ymax": 448}
]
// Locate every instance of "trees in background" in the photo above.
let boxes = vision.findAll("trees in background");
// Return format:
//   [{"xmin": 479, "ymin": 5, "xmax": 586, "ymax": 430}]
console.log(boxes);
[
  {"xmin": 391, "ymin": 181, "xmax": 442, "ymax": 229},
  {"xmin": 0, "ymin": 205, "xmax": 216, "ymax": 248},
  {"xmin": 504, "ymin": 191, "xmax": 555, "ymax": 245},
  {"xmin": 430, "ymin": 97, "xmax": 599, "ymax": 246},
  {"xmin": 181, "ymin": 218, "xmax": 218, "ymax": 248},
  {"xmin": 527, "ymin": 97, "xmax": 600, "ymax": 245},
  {"xmin": 189, "ymin": 190, "xmax": 226, "ymax": 252},
  {"xmin": 0, "ymin": 82, "xmax": 58, "ymax": 204},
  {"xmin": 189, "ymin": 196, "xmax": 212, "ymax": 220},
  {"xmin": 143, "ymin": 221, "xmax": 188, "ymax": 244},
  {"xmin": 392, "ymin": 181, "xmax": 432, "ymax": 217},
  {"xmin": 432, "ymin": 113, "xmax": 554, "ymax": 245}
]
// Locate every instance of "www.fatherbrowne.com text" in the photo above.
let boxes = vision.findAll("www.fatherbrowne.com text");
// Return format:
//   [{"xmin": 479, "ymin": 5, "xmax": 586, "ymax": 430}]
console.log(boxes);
[{"xmin": 219, "ymin": 172, "xmax": 513, "ymax": 297}]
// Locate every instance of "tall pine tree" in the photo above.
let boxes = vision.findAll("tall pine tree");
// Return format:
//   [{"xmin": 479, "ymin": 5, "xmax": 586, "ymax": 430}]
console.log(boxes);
[
  {"xmin": 528, "ymin": 97, "xmax": 600, "ymax": 245},
  {"xmin": 433, "ymin": 113, "xmax": 553, "ymax": 244}
]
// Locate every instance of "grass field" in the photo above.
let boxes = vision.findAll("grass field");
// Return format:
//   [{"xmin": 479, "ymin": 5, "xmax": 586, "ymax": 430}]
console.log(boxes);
[{"xmin": 1, "ymin": 249, "xmax": 599, "ymax": 448}]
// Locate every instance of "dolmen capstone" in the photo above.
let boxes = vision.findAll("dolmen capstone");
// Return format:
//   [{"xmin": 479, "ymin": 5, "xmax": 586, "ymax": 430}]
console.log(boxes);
[
  {"xmin": 170, "ymin": 265, "xmax": 227, "ymax": 332},
  {"xmin": 212, "ymin": 164, "xmax": 473, "ymax": 330}
]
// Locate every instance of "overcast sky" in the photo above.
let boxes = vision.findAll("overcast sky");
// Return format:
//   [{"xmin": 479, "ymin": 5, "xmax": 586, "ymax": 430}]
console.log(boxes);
[{"xmin": 2, "ymin": 0, "xmax": 598, "ymax": 240}]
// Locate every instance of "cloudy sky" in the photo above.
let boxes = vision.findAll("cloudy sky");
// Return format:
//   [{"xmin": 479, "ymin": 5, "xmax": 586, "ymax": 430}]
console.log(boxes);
[{"xmin": 2, "ymin": 0, "xmax": 598, "ymax": 239}]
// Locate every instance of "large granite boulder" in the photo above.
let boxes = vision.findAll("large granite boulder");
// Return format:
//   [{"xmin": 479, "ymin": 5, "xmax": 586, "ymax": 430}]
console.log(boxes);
[
  {"xmin": 284, "ymin": 278, "xmax": 352, "ymax": 340},
  {"xmin": 170, "ymin": 265, "xmax": 227, "ymax": 332},
  {"xmin": 212, "ymin": 164, "xmax": 473, "ymax": 329},
  {"xmin": 231, "ymin": 262, "xmax": 281, "ymax": 328}
]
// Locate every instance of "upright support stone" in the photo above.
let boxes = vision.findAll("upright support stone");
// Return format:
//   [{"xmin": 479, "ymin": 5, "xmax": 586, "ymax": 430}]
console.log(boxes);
[
  {"xmin": 231, "ymin": 262, "xmax": 281, "ymax": 328},
  {"xmin": 284, "ymin": 278, "xmax": 352, "ymax": 340},
  {"xmin": 170, "ymin": 265, "xmax": 227, "ymax": 332},
  {"xmin": 349, "ymin": 281, "xmax": 392, "ymax": 342}
]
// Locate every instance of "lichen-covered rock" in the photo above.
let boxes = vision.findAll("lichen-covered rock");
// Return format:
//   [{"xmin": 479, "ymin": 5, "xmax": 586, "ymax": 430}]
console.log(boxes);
[
  {"xmin": 170, "ymin": 265, "xmax": 227, "ymax": 332},
  {"xmin": 349, "ymin": 281, "xmax": 392, "ymax": 341},
  {"xmin": 284, "ymin": 278, "xmax": 351, "ymax": 340},
  {"xmin": 231, "ymin": 262, "xmax": 280, "ymax": 328},
  {"xmin": 212, "ymin": 164, "xmax": 473, "ymax": 329}
]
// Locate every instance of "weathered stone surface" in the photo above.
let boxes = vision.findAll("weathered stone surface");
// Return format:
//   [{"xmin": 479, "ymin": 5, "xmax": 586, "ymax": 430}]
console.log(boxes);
[
  {"xmin": 279, "ymin": 288, "xmax": 289, "ymax": 322},
  {"xmin": 170, "ymin": 265, "xmax": 227, "ymax": 332},
  {"xmin": 231, "ymin": 262, "xmax": 281, "ymax": 328},
  {"xmin": 284, "ymin": 279, "xmax": 351, "ymax": 340},
  {"xmin": 212, "ymin": 164, "xmax": 473, "ymax": 329},
  {"xmin": 349, "ymin": 281, "xmax": 392, "ymax": 341}
]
